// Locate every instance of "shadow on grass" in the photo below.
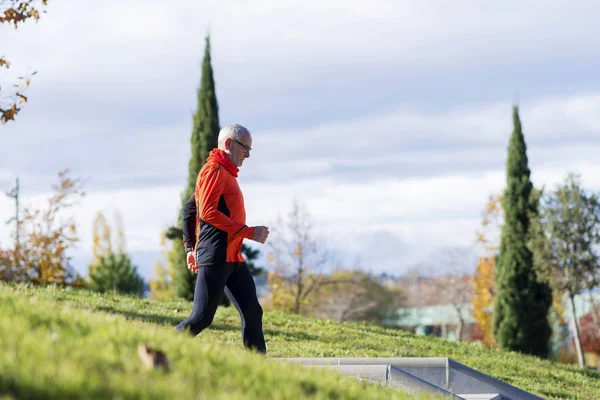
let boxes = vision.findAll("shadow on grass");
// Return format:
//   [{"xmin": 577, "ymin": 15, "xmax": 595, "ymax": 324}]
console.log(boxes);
[
  {"xmin": 94, "ymin": 305, "xmax": 322, "ymax": 342},
  {"xmin": 96, "ymin": 305, "xmax": 181, "ymax": 326},
  {"xmin": 94, "ymin": 306, "xmax": 237, "ymax": 333}
]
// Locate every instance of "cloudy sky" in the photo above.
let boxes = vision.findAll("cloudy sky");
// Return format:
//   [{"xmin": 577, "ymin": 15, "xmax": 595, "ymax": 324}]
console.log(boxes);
[{"xmin": 2, "ymin": 1, "xmax": 600, "ymax": 280}]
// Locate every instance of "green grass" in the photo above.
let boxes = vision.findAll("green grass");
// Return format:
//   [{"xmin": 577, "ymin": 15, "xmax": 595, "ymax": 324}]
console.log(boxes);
[{"xmin": 1, "ymin": 283, "xmax": 599, "ymax": 399}]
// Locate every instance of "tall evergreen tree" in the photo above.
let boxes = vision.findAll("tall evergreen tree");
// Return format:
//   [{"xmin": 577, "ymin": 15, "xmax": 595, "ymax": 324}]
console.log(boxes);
[
  {"xmin": 493, "ymin": 105, "xmax": 552, "ymax": 358},
  {"xmin": 184, "ymin": 35, "xmax": 221, "ymax": 203},
  {"xmin": 168, "ymin": 34, "xmax": 221, "ymax": 301}
]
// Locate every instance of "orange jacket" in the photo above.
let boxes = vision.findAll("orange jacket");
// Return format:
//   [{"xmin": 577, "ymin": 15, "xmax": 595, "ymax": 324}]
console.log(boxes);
[{"xmin": 182, "ymin": 150, "xmax": 254, "ymax": 265}]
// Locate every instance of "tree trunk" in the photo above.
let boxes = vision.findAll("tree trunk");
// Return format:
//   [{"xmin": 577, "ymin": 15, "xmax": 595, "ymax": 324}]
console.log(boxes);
[
  {"xmin": 568, "ymin": 292, "xmax": 585, "ymax": 368},
  {"xmin": 454, "ymin": 305, "xmax": 464, "ymax": 341},
  {"xmin": 456, "ymin": 319, "xmax": 464, "ymax": 341}
]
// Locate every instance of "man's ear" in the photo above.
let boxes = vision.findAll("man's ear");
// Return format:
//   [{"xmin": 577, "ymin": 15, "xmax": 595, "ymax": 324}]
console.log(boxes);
[{"xmin": 224, "ymin": 137, "xmax": 232, "ymax": 151}]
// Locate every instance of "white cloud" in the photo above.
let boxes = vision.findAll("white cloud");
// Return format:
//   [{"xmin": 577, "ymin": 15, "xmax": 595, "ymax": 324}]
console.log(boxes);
[
  {"xmin": 253, "ymin": 91, "xmax": 600, "ymax": 157},
  {"xmin": 242, "ymin": 92, "xmax": 600, "ymax": 190}
]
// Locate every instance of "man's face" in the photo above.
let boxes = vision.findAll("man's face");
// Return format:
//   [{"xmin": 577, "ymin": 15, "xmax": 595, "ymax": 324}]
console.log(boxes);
[{"xmin": 228, "ymin": 133, "xmax": 252, "ymax": 167}]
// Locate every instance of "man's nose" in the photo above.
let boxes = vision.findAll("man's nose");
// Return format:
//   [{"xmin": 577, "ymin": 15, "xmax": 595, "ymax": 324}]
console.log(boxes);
[{"xmin": 245, "ymin": 152, "xmax": 250, "ymax": 158}]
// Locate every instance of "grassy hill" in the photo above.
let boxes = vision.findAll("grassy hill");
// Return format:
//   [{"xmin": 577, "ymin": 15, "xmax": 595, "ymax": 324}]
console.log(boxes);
[{"xmin": 1, "ymin": 283, "xmax": 598, "ymax": 399}]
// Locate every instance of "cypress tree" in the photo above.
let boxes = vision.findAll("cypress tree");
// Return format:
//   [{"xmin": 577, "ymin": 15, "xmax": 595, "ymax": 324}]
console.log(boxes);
[
  {"xmin": 493, "ymin": 105, "xmax": 552, "ymax": 357},
  {"xmin": 169, "ymin": 34, "xmax": 221, "ymax": 301},
  {"xmin": 184, "ymin": 34, "xmax": 220, "ymax": 203}
]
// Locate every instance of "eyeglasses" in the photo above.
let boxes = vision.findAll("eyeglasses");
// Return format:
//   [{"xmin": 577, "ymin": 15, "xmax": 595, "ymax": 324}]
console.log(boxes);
[{"xmin": 232, "ymin": 139, "xmax": 252, "ymax": 154}]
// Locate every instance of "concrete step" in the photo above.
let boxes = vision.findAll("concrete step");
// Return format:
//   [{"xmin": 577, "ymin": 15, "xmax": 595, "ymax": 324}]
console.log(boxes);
[
  {"xmin": 458, "ymin": 395, "xmax": 502, "ymax": 400},
  {"xmin": 274, "ymin": 357, "xmax": 542, "ymax": 400}
]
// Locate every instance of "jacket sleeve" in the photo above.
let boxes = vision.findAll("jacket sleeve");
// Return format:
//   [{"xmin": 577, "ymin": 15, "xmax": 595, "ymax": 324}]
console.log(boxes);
[
  {"xmin": 198, "ymin": 165, "xmax": 255, "ymax": 239},
  {"xmin": 182, "ymin": 194, "xmax": 197, "ymax": 251}
]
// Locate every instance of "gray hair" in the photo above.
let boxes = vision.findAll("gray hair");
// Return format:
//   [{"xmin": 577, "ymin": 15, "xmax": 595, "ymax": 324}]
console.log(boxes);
[{"xmin": 218, "ymin": 123, "xmax": 250, "ymax": 149}]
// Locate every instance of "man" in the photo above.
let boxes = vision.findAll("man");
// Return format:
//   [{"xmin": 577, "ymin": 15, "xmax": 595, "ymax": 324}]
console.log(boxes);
[{"xmin": 175, "ymin": 123, "xmax": 269, "ymax": 354}]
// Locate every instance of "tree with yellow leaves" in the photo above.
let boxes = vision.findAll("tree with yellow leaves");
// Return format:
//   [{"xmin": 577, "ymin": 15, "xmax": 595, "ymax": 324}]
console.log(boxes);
[
  {"xmin": 1, "ymin": 0, "xmax": 48, "ymax": 123},
  {"xmin": 149, "ymin": 233, "xmax": 174, "ymax": 301},
  {"xmin": 89, "ymin": 212, "xmax": 111, "ymax": 274},
  {"xmin": 471, "ymin": 255, "xmax": 496, "ymax": 347},
  {"xmin": 471, "ymin": 194, "xmax": 502, "ymax": 347}
]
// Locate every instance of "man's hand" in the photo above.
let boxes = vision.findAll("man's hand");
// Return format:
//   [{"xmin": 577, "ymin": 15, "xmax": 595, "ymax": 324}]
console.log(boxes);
[
  {"xmin": 186, "ymin": 251, "xmax": 197, "ymax": 274},
  {"xmin": 252, "ymin": 226, "xmax": 269, "ymax": 244}
]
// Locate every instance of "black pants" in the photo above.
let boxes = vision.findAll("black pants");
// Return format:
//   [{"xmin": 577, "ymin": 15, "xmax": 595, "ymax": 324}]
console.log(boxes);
[{"xmin": 175, "ymin": 262, "xmax": 266, "ymax": 353}]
